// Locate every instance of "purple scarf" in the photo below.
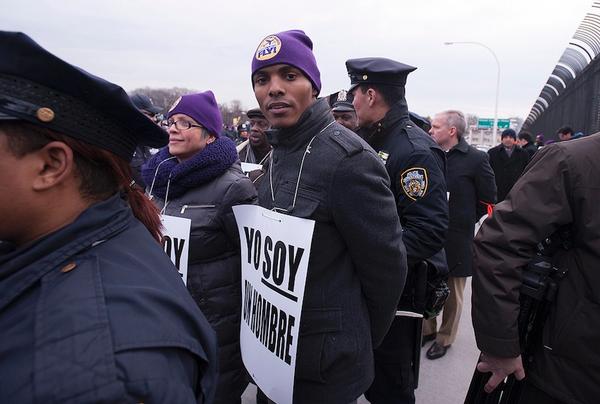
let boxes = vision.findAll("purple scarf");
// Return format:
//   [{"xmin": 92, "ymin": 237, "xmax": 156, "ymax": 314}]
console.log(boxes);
[{"xmin": 142, "ymin": 136, "xmax": 239, "ymax": 199}]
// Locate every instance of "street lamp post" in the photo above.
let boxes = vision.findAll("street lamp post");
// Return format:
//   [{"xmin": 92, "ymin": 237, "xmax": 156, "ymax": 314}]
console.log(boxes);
[{"xmin": 444, "ymin": 41, "xmax": 501, "ymax": 143}]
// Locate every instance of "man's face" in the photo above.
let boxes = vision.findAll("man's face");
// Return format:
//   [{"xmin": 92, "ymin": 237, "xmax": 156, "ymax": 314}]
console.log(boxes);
[
  {"xmin": 249, "ymin": 117, "xmax": 270, "ymax": 148},
  {"xmin": 332, "ymin": 110, "xmax": 358, "ymax": 131},
  {"xmin": 559, "ymin": 132, "xmax": 572, "ymax": 141},
  {"xmin": 351, "ymin": 87, "xmax": 372, "ymax": 127},
  {"xmin": 501, "ymin": 136, "xmax": 515, "ymax": 148},
  {"xmin": 429, "ymin": 114, "xmax": 453, "ymax": 148},
  {"xmin": 253, "ymin": 64, "xmax": 316, "ymax": 129},
  {"xmin": 0, "ymin": 130, "xmax": 38, "ymax": 244}
]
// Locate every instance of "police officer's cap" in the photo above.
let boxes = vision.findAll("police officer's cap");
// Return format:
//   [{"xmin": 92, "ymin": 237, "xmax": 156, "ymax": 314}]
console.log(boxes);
[
  {"xmin": 346, "ymin": 57, "xmax": 416, "ymax": 92},
  {"xmin": 0, "ymin": 31, "xmax": 168, "ymax": 161},
  {"xmin": 130, "ymin": 93, "xmax": 162, "ymax": 115},
  {"xmin": 330, "ymin": 90, "xmax": 355, "ymax": 113}
]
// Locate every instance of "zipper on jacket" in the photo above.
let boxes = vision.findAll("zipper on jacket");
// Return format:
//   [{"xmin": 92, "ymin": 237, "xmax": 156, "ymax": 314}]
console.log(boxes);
[{"xmin": 180, "ymin": 204, "xmax": 216, "ymax": 214}]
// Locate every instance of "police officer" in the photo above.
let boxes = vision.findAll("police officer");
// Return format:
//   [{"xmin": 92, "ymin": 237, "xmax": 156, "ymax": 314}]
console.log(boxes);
[
  {"xmin": 346, "ymin": 57, "xmax": 449, "ymax": 404},
  {"xmin": 330, "ymin": 89, "xmax": 359, "ymax": 131},
  {"xmin": 0, "ymin": 31, "xmax": 217, "ymax": 403},
  {"xmin": 129, "ymin": 93, "xmax": 163, "ymax": 189}
]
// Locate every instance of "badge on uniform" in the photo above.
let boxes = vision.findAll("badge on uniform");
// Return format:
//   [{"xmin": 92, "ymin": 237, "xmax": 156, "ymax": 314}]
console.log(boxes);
[
  {"xmin": 400, "ymin": 167, "xmax": 428, "ymax": 200},
  {"xmin": 378, "ymin": 150, "xmax": 389, "ymax": 163}
]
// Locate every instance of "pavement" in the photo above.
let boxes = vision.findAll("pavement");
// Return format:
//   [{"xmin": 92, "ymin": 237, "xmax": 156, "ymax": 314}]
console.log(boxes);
[{"xmin": 242, "ymin": 279, "xmax": 479, "ymax": 404}]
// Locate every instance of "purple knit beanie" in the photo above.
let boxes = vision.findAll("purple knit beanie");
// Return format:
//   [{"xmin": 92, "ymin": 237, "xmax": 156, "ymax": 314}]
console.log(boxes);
[
  {"xmin": 251, "ymin": 30, "xmax": 321, "ymax": 95},
  {"xmin": 167, "ymin": 91, "xmax": 223, "ymax": 137}
]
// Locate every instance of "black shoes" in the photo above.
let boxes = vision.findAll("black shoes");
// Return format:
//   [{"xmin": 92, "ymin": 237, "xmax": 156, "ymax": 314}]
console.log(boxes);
[
  {"xmin": 426, "ymin": 342, "xmax": 449, "ymax": 359},
  {"xmin": 421, "ymin": 333, "xmax": 437, "ymax": 347}
]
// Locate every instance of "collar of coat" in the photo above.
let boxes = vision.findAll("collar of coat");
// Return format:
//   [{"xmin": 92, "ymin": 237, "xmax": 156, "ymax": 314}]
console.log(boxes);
[
  {"xmin": 450, "ymin": 137, "xmax": 470, "ymax": 154},
  {"xmin": 357, "ymin": 98, "xmax": 410, "ymax": 141},
  {"xmin": 266, "ymin": 98, "xmax": 333, "ymax": 149},
  {"xmin": 0, "ymin": 194, "xmax": 132, "ymax": 311}
]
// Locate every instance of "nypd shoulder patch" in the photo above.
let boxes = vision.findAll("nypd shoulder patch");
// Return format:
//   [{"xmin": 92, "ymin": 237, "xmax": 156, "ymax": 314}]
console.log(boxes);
[{"xmin": 400, "ymin": 167, "xmax": 428, "ymax": 200}]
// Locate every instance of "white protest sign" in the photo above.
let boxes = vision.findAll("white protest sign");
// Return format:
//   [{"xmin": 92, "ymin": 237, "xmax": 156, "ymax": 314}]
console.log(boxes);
[
  {"xmin": 161, "ymin": 214, "xmax": 191, "ymax": 285},
  {"xmin": 233, "ymin": 205, "xmax": 315, "ymax": 404},
  {"xmin": 241, "ymin": 162, "xmax": 263, "ymax": 173}
]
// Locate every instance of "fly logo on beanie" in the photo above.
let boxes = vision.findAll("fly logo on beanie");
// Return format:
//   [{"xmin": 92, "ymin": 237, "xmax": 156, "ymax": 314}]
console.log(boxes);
[
  {"xmin": 251, "ymin": 29, "xmax": 322, "ymax": 95},
  {"xmin": 255, "ymin": 35, "xmax": 282, "ymax": 61}
]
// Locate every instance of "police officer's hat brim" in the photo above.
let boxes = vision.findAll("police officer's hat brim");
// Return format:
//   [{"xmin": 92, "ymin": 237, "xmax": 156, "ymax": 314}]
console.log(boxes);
[
  {"xmin": 348, "ymin": 83, "xmax": 360, "ymax": 93},
  {"xmin": 0, "ymin": 31, "xmax": 168, "ymax": 161},
  {"xmin": 144, "ymin": 105, "xmax": 163, "ymax": 115},
  {"xmin": 0, "ymin": 110, "xmax": 19, "ymax": 120},
  {"xmin": 332, "ymin": 105, "xmax": 355, "ymax": 113}
]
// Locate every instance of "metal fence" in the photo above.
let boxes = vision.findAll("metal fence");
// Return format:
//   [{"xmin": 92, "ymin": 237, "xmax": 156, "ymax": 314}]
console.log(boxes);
[{"xmin": 522, "ymin": 2, "xmax": 600, "ymax": 139}]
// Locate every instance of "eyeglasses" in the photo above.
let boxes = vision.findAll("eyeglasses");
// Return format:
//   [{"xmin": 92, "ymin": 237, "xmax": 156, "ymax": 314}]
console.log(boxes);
[{"xmin": 161, "ymin": 119, "xmax": 203, "ymax": 131}]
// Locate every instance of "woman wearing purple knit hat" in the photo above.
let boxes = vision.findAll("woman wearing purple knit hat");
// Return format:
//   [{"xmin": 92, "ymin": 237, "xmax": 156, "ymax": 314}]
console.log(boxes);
[{"xmin": 142, "ymin": 91, "xmax": 257, "ymax": 404}]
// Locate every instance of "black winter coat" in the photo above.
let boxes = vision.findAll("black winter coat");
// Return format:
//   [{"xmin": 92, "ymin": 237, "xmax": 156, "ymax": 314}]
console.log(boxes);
[
  {"xmin": 522, "ymin": 142, "xmax": 538, "ymax": 161},
  {"xmin": 445, "ymin": 138, "xmax": 496, "ymax": 277},
  {"xmin": 0, "ymin": 195, "xmax": 217, "ymax": 403},
  {"xmin": 258, "ymin": 99, "xmax": 408, "ymax": 403},
  {"xmin": 487, "ymin": 144, "xmax": 529, "ymax": 201},
  {"xmin": 153, "ymin": 163, "xmax": 257, "ymax": 404},
  {"xmin": 360, "ymin": 100, "xmax": 448, "ymax": 269}
]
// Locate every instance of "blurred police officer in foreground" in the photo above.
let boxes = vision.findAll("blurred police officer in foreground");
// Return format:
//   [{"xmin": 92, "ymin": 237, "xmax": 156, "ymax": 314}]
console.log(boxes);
[
  {"xmin": 473, "ymin": 134, "xmax": 600, "ymax": 403},
  {"xmin": 251, "ymin": 30, "xmax": 408, "ymax": 403},
  {"xmin": 346, "ymin": 57, "xmax": 448, "ymax": 404},
  {"xmin": 330, "ymin": 89, "xmax": 358, "ymax": 131},
  {"xmin": 0, "ymin": 31, "xmax": 217, "ymax": 403}
]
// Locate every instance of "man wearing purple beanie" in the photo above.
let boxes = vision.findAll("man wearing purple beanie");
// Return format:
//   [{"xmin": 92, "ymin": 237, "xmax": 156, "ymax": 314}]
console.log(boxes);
[{"xmin": 250, "ymin": 30, "xmax": 408, "ymax": 403}]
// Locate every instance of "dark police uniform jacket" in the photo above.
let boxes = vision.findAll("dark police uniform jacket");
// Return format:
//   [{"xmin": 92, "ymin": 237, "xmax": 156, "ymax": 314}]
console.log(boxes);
[
  {"xmin": 445, "ymin": 138, "xmax": 496, "ymax": 277},
  {"xmin": 0, "ymin": 195, "xmax": 217, "ymax": 404},
  {"xmin": 473, "ymin": 134, "xmax": 600, "ymax": 404},
  {"xmin": 258, "ymin": 99, "xmax": 408, "ymax": 403},
  {"xmin": 359, "ymin": 99, "xmax": 448, "ymax": 267}
]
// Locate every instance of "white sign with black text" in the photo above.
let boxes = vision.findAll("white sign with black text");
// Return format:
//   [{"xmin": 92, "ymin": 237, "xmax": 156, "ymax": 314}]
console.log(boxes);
[
  {"xmin": 233, "ymin": 205, "xmax": 315, "ymax": 404},
  {"xmin": 160, "ymin": 214, "xmax": 191, "ymax": 285}
]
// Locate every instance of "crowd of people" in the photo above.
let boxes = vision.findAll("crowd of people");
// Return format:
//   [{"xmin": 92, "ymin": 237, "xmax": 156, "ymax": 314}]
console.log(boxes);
[{"xmin": 1, "ymin": 28, "xmax": 598, "ymax": 404}]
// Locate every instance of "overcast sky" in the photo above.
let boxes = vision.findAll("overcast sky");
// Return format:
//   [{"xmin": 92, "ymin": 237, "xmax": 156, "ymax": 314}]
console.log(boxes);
[{"xmin": 2, "ymin": 0, "xmax": 594, "ymax": 119}]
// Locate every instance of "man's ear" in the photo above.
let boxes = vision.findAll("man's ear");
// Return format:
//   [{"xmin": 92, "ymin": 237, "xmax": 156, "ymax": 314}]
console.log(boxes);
[
  {"xmin": 367, "ymin": 88, "xmax": 377, "ymax": 107},
  {"xmin": 312, "ymin": 88, "xmax": 318, "ymax": 97},
  {"xmin": 32, "ymin": 141, "xmax": 75, "ymax": 191}
]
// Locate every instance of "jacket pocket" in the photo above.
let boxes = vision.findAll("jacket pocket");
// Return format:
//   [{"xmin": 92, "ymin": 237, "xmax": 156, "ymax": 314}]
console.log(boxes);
[{"xmin": 295, "ymin": 307, "xmax": 353, "ymax": 384}]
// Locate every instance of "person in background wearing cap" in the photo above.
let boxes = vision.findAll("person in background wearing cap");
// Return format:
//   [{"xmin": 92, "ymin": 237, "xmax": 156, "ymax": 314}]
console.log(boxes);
[
  {"xmin": 238, "ymin": 122, "xmax": 250, "ymax": 141},
  {"xmin": 142, "ymin": 91, "xmax": 257, "ymax": 404},
  {"xmin": 237, "ymin": 107, "xmax": 272, "ymax": 165},
  {"xmin": 0, "ymin": 31, "xmax": 217, "ymax": 403},
  {"xmin": 130, "ymin": 93, "xmax": 164, "ymax": 189},
  {"xmin": 251, "ymin": 30, "xmax": 407, "ymax": 403},
  {"xmin": 330, "ymin": 89, "xmax": 358, "ymax": 131},
  {"xmin": 346, "ymin": 57, "xmax": 449, "ymax": 404},
  {"xmin": 487, "ymin": 128, "xmax": 529, "ymax": 202},
  {"xmin": 423, "ymin": 110, "xmax": 496, "ymax": 360},
  {"xmin": 236, "ymin": 107, "xmax": 272, "ymax": 186}
]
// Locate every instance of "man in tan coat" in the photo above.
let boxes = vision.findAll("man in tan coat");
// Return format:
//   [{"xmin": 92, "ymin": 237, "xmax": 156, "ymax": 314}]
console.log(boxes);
[{"xmin": 472, "ymin": 133, "xmax": 600, "ymax": 403}]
